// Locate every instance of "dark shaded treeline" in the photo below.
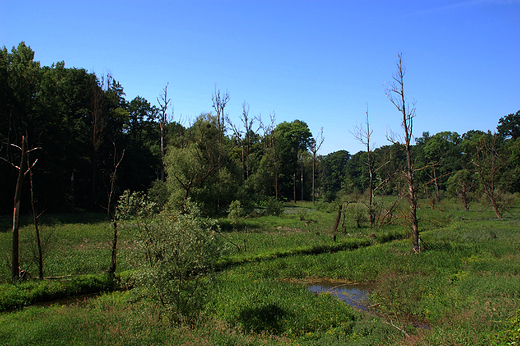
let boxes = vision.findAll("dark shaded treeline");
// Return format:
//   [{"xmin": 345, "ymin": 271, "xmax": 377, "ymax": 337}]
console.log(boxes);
[{"xmin": 1, "ymin": 42, "xmax": 519, "ymax": 216}]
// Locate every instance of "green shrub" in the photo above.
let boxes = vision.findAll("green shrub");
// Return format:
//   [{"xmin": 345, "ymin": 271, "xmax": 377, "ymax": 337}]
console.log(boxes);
[
  {"xmin": 314, "ymin": 201, "xmax": 337, "ymax": 213},
  {"xmin": 345, "ymin": 203, "xmax": 367, "ymax": 229},
  {"xmin": 265, "ymin": 197, "xmax": 285, "ymax": 216},
  {"xmin": 119, "ymin": 194, "xmax": 222, "ymax": 323},
  {"xmin": 147, "ymin": 179, "xmax": 170, "ymax": 210},
  {"xmin": 228, "ymin": 200, "xmax": 246, "ymax": 220}
]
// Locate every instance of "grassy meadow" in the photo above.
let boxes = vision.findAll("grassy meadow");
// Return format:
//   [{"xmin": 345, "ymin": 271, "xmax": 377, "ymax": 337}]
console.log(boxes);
[{"xmin": 0, "ymin": 197, "xmax": 519, "ymax": 345}]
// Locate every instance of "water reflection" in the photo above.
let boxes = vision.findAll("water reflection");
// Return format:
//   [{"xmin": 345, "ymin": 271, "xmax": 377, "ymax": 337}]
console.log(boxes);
[
  {"xmin": 307, "ymin": 281, "xmax": 431, "ymax": 331},
  {"xmin": 307, "ymin": 281, "xmax": 372, "ymax": 311}
]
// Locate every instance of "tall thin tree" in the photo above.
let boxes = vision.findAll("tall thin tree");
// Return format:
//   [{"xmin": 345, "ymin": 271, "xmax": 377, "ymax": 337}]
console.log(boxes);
[
  {"xmin": 1, "ymin": 135, "xmax": 40, "ymax": 280},
  {"xmin": 385, "ymin": 53, "xmax": 420, "ymax": 253},
  {"xmin": 157, "ymin": 83, "xmax": 171, "ymax": 182},
  {"xmin": 107, "ymin": 140, "xmax": 125, "ymax": 274},
  {"xmin": 309, "ymin": 127, "xmax": 324, "ymax": 204},
  {"xmin": 352, "ymin": 107, "xmax": 376, "ymax": 226},
  {"xmin": 212, "ymin": 86, "xmax": 230, "ymax": 144}
]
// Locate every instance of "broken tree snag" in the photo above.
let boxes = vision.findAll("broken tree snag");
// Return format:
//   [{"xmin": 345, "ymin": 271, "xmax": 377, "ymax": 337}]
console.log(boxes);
[{"xmin": 331, "ymin": 203, "xmax": 343, "ymax": 237}]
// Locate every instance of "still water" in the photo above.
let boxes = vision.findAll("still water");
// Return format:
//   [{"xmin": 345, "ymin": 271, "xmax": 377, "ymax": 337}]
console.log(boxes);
[{"xmin": 307, "ymin": 281, "xmax": 373, "ymax": 311}]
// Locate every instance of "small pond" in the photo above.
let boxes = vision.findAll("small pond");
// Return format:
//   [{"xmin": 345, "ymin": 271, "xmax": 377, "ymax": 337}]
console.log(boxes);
[
  {"xmin": 307, "ymin": 280, "xmax": 431, "ymax": 330},
  {"xmin": 307, "ymin": 280, "xmax": 373, "ymax": 312}
]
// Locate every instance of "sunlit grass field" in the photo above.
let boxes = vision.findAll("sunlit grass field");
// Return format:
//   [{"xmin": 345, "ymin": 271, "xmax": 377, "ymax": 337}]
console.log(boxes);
[{"xmin": 0, "ymin": 197, "xmax": 519, "ymax": 345}]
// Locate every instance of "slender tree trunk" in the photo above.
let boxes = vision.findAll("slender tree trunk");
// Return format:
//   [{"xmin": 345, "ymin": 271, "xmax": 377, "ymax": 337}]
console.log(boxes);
[
  {"xmin": 300, "ymin": 154, "xmax": 304, "ymax": 201},
  {"xmin": 386, "ymin": 53, "xmax": 419, "ymax": 253},
  {"xmin": 367, "ymin": 149, "xmax": 375, "ymax": 227},
  {"xmin": 491, "ymin": 199, "xmax": 503, "ymax": 219},
  {"xmin": 108, "ymin": 221, "xmax": 118, "ymax": 273},
  {"xmin": 241, "ymin": 147, "xmax": 245, "ymax": 185},
  {"xmin": 432, "ymin": 163, "xmax": 440, "ymax": 204},
  {"xmin": 160, "ymin": 121, "xmax": 165, "ymax": 182},
  {"xmin": 157, "ymin": 84, "xmax": 171, "ymax": 183},
  {"xmin": 293, "ymin": 173, "xmax": 296, "ymax": 203},
  {"xmin": 107, "ymin": 145, "xmax": 125, "ymax": 274},
  {"xmin": 312, "ymin": 153, "xmax": 316, "ymax": 204},
  {"xmin": 459, "ymin": 184, "xmax": 469, "ymax": 211},
  {"xmin": 29, "ymin": 164, "xmax": 43, "ymax": 279},
  {"xmin": 331, "ymin": 203, "xmax": 343, "ymax": 235},
  {"xmin": 405, "ymin": 120, "xmax": 419, "ymax": 252},
  {"xmin": 12, "ymin": 136, "xmax": 28, "ymax": 281},
  {"xmin": 353, "ymin": 109, "xmax": 374, "ymax": 226},
  {"xmin": 474, "ymin": 134, "xmax": 504, "ymax": 219},
  {"xmin": 310, "ymin": 128, "xmax": 324, "ymax": 205}
]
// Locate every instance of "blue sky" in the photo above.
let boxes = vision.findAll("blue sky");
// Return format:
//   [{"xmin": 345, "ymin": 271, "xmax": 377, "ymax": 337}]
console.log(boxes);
[{"xmin": 1, "ymin": 0, "xmax": 519, "ymax": 155}]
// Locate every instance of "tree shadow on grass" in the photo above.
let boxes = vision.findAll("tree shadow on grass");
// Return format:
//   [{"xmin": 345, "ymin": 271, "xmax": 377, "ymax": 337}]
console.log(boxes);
[{"xmin": 238, "ymin": 303, "xmax": 291, "ymax": 335}]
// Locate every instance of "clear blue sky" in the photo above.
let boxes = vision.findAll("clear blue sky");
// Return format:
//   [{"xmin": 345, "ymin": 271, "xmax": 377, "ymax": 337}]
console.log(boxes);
[{"xmin": 1, "ymin": 0, "xmax": 519, "ymax": 155}]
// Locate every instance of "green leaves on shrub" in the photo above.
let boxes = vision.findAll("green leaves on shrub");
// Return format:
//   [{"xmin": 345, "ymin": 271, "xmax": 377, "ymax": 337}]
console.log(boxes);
[{"xmin": 118, "ymin": 192, "xmax": 222, "ymax": 323}]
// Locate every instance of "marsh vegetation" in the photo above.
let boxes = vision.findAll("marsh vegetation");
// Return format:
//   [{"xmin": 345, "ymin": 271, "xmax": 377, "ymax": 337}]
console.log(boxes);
[{"xmin": 1, "ymin": 197, "xmax": 519, "ymax": 345}]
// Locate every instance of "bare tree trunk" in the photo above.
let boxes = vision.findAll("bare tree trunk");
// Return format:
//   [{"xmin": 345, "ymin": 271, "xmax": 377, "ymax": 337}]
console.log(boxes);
[
  {"xmin": 300, "ymin": 153, "xmax": 304, "ymax": 201},
  {"xmin": 460, "ymin": 190, "xmax": 469, "ymax": 211},
  {"xmin": 473, "ymin": 133, "xmax": 504, "ymax": 219},
  {"xmin": 11, "ymin": 136, "xmax": 28, "ymax": 281},
  {"xmin": 107, "ymin": 143, "xmax": 125, "ymax": 274},
  {"xmin": 212, "ymin": 87, "xmax": 230, "ymax": 144},
  {"xmin": 331, "ymin": 203, "xmax": 343, "ymax": 237},
  {"xmin": 312, "ymin": 153, "xmax": 316, "ymax": 203},
  {"xmin": 310, "ymin": 128, "xmax": 324, "ymax": 204},
  {"xmin": 386, "ymin": 53, "xmax": 420, "ymax": 253},
  {"xmin": 28, "ymin": 158, "xmax": 43, "ymax": 279},
  {"xmin": 353, "ymin": 107, "xmax": 376, "ymax": 226},
  {"xmin": 293, "ymin": 173, "xmax": 296, "ymax": 203},
  {"xmin": 91, "ymin": 78, "xmax": 105, "ymax": 204},
  {"xmin": 157, "ymin": 83, "xmax": 171, "ymax": 183},
  {"xmin": 427, "ymin": 161, "xmax": 441, "ymax": 209},
  {"xmin": 4, "ymin": 136, "xmax": 40, "ymax": 280}
]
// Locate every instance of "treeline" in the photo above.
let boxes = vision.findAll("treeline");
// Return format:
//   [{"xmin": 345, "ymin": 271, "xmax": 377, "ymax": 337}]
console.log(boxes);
[{"xmin": 1, "ymin": 42, "xmax": 519, "ymax": 217}]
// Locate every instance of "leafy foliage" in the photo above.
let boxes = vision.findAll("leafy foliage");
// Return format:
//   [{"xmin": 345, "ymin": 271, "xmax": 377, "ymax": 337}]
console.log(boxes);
[{"xmin": 117, "ymin": 191, "xmax": 221, "ymax": 323}]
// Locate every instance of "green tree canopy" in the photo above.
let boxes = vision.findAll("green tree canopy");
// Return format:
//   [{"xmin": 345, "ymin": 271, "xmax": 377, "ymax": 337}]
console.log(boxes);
[{"xmin": 497, "ymin": 110, "xmax": 520, "ymax": 140}]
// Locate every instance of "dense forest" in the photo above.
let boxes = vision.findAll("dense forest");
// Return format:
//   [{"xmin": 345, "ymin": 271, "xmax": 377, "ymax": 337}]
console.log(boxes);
[{"xmin": 1, "ymin": 42, "xmax": 519, "ymax": 217}]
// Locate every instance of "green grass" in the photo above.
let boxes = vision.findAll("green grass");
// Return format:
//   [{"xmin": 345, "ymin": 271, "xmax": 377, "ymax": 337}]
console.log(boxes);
[
  {"xmin": 0, "ymin": 213, "xmax": 140, "ymax": 283},
  {"xmin": 1, "ymin": 198, "xmax": 519, "ymax": 345}
]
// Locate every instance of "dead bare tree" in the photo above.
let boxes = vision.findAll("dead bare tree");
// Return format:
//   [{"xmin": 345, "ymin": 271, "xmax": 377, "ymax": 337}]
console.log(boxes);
[
  {"xmin": 473, "ymin": 133, "xmax": 506, "ymax": 219},
  {"xmin": 212, "ymin": 86, "xmax": 230, "ymax": 144},
  {"xmin": 27, "ymin": 150, "xmax": 44, "ymax": 279},
  {"xmin": 257, "ymin": 112, "xmax": 280, "ymax": 199},
  {"xmin": 309, "ymin": 127, "xmax": 324, "ymax": 204},
  {"xmin": 1, "ymin": 135, "xmax": 40, "ymax": 280},
  {"xmin": 157, "ymin": 83, "xmax": 172, "ymax": 182},
  {"xmin": 91, "ymin": 76, "xmax": 106, "ymax": 202},
  {"xmin": 230, "ymin": 102, "xmax": 256, "ymax": 184},
  {"xmin": 107, "ymin": 140, "xmax": 125, "ymax": 275},
  {"xmin": 385, "ymin": 53, "xmax": 420, "ymax": 253},
  {"xmin": 352, "ymin": 106, "xmax": 376, "ymax": 226}
]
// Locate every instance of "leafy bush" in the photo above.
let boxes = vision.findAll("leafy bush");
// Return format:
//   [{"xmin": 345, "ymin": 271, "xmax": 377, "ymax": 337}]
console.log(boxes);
[
  {"xmin": 314, "ymin": 201, "xmax": 337, "ymax": 213},
  {"xmin": 296, "ymin": 208, "xmax": 308, "ymax": 221},
  {"xmin": 118, "ymin": 193, "xmax": 222, "ymax": 323},
  {"xmin": 147, "ymin": 179, "xmax": 170, "ymax": 210},
  {"xmin": 265, "ymin": 197, "xmax": 285, "ymax": 216},
  {"xmin": 228, "ymin": 200, "xmax": 246, "ymax": 220},
  {"xmin": 345, "ymin": 203, "xmax": 367, "ymax": 229}
]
